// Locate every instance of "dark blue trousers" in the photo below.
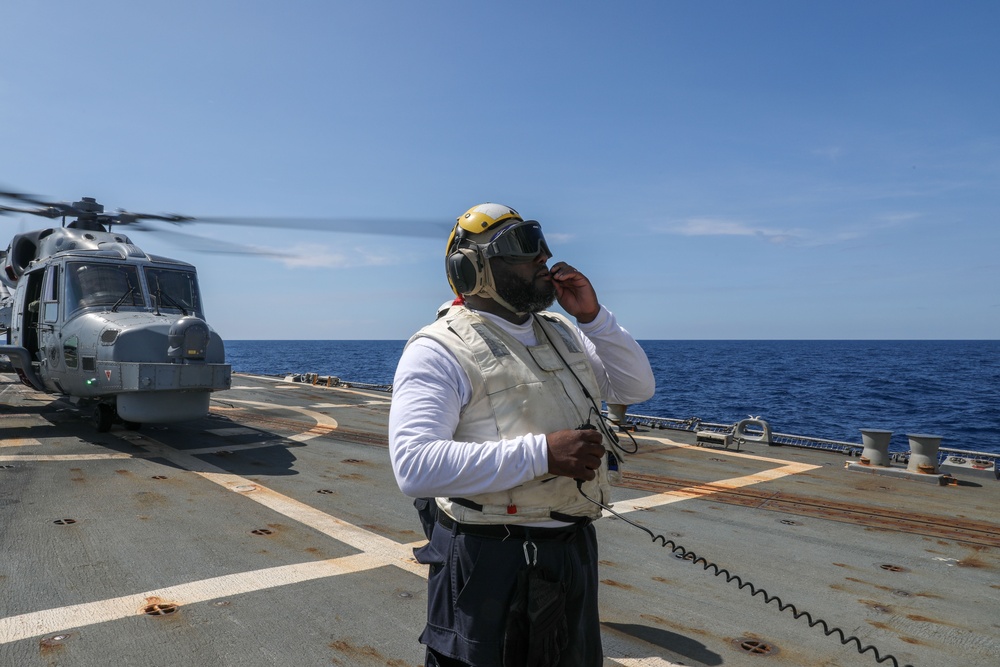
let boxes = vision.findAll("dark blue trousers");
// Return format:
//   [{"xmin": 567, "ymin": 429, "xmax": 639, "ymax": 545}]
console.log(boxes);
[{"xmin": 414, "ymin": 520, "xmax": 602, "ymax": 667}]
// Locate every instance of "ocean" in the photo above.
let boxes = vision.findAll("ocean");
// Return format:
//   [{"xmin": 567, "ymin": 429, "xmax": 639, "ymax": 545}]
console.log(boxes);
[{"xmin": 224, "ymin": 339, "xmax": 1000, "ymax": 456}]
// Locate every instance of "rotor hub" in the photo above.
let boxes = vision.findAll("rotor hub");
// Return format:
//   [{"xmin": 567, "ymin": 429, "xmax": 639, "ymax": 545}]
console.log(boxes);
[{"xmin": 72, "ymin": 197, "xmax": 104, "ymax": 214}]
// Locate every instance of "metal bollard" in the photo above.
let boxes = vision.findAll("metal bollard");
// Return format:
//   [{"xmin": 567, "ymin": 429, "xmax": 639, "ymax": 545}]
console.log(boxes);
[
  {"xmin": 607, "ymin": 404, "xmax": 628, "ymax": 430},
  {"xmin": 907, "ymin": 434, "xmax": 942, "ymax": 474},
  {"xmin": 860, "ymin": 429, "xmax": 892, "ymax": 466}
]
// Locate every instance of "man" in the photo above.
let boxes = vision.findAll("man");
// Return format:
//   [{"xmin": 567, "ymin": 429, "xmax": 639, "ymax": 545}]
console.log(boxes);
[{"xmin": 389, "ymin": 203, "xmax": 655, "ymax": 667}]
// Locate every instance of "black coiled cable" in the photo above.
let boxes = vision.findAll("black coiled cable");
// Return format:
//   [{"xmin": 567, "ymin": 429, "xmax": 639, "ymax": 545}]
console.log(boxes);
[
  {"xmin": 533, "ymin": 314, "xmax": 913, "ymax": 665},
  {"xmin": 576, "ymin": 485, "xmax": 916, "ymax": 667}
]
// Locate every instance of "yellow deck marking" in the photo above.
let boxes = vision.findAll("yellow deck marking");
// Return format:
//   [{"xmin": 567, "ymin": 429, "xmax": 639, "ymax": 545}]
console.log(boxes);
[
  {"xmin": 218, "ymin": 398, "xmax": 338, "ymax": 443},
  {"xmin": 264, "ymin": 377, "xmax": 390, "ymax": 400},
  {"xmin": 0, "ymin": 431, "xmax": 424, "ymax": 645},
  {"xmin": 0, "ymin": 438, "xmax": 41, "ymax": 448},
  {"xmin": 608, "ymin": 434, "xmax": 820, "ymax": 514},
  {"xmin": 0, "ymin": 405, "xmax": 819, "ymax": 647},
  {"xmin": 198, "ymin": 472, "xmax": 425, "ymax": 577},
  {"xmin": 127, "ymin": 434, "xmax": 425, "ymax": 576}
]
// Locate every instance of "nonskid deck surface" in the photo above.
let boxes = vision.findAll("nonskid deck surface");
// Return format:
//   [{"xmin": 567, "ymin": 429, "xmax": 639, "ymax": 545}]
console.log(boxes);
[{"xmin": 1, "ymin": 373, "xmax": 997, "ymax": 666}]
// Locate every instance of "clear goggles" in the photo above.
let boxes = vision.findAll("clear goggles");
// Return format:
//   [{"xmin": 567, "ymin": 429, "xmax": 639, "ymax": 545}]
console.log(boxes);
[{"xmin": 481, "ymin": 221, "xmax": 551, "ymax": 264}]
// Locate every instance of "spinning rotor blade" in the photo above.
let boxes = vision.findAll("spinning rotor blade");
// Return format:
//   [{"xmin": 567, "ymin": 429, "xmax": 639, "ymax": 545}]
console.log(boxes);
[
  {"xmin": 0, "ymin": 204, "xmax": 35, "ymax": 217},
  {"xmin": 0, "ymin": 186, "xmax": 191, "ymax": 225},
  {"xmin": 138, "ymin": 227, "xmax": 295, "ymax": 258},
  {"xmin": 186, "ymin": 215, "xmax": 451, "ymax": 239},
  {"xmin": 0, "ymin": 203, "xmax": 69, "ymax": 218},
  {"xmin": 2, "ymin": 185, "xmax": 452, "ymax": 239},
  {"xmin": 0, "ymin": 187, "xmax": 87, "ymax": 218},
  {"xmin": 113, "ymin": 210, "xmax": 194, "ymax": 225},
  {"xmin": 0, "ymin": 187, "xmax": 58, "ymax": 208}
]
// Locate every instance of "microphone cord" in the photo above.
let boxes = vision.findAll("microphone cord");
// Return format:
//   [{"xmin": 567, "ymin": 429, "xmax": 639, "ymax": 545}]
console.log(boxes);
[{"xmin": 575, "ymin": 484, "xmax": 915, "ymax": 667}]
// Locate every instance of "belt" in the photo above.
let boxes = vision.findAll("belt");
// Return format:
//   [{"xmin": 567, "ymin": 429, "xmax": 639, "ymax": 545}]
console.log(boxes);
[{"xmin": 437, "ymin": 512, "xmax": 587, "ymax": 542}]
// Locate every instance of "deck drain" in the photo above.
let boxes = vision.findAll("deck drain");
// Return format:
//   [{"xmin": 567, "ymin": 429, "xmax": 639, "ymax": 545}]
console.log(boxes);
[
  {"xmin": 779, "ymin": 519, "xmax": 799, "ymax": 525},
  {"xmin": 143, "ymin": 602, "xmax": 178, "ymax": 616},
  {"xmin": 879, "ymin": 563, "xmax": 909, "ymax": 573},
  {"xmin": 342, "ymin": 458, "xmax": 363, "ymax": 464},
  {"xmin": 892, "ymin": 590, "xmax": 912, "ymax": 597},
  {"xmin": 251, "ymin": 528, "xmax": 274, "ymax": 536},
  {"xmin": 734, "ymin": 638, "xmax": 776, "ymax": 655},
  {"xmin": 317, "ymin": 489, "xmax": 334, "ymax": 494},
  {"xmin": 53, "ymin": 518, "xmax": 77, "ymax": 525},
  {"xmin": 151, "ymin": 475, "xmax": 168, "ymax": 480},
  {"xmin": 0, "ymin": 464, "xmax": 15, "ymax": 469}
]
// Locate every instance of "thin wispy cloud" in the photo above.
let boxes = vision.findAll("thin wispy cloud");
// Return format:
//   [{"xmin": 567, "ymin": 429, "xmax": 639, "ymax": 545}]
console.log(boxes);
[
  {"xmin": 659, "ymin": 217, "xmax": 800, "ymax": 244},
  {"xmin": 277, "ymin": 244, "xmax": 397, "ymax": 269},
  {"xmin": 653, "ymin": 210, "xmax": 929, "ymax": 248}
]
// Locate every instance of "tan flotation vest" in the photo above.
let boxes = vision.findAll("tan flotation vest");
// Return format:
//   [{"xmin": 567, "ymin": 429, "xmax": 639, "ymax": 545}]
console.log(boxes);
[{"xmin": 409, "ymin": 307, "xmax": 614, "ymax": 524}]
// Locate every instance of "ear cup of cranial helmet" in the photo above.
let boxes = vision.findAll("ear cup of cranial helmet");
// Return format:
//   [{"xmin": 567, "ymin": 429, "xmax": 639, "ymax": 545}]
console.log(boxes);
[{"xmin": 447, "ymin": 247, "xmax": 484, "ymax": 295}]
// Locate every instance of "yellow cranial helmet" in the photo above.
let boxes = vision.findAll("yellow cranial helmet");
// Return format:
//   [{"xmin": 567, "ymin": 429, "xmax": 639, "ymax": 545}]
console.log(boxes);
[
  {"xmin": 456, "ymin": 203, "xmax": 523, "ymax": 236},
  {"xmin": 445, "ymin": 202, "xmax": 525, "ymax": 298}
]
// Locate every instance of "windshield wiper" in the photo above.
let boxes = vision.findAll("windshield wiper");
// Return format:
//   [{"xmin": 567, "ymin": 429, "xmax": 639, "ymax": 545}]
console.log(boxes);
[
  {"xmin": 154, "ymin": 288, "xmax": 189, "ymax": 316},
  {"xmin": 111, "ymin": 285, "xmax": 137, "ymax": 312}
]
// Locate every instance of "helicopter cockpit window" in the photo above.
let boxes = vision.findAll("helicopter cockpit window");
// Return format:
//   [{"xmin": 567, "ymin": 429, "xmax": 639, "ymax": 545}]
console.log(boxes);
[
  {"xmin": 143, "ymin": 267, "xmax": 202, "ymax": 318},
  {"xmin": 42, "ymin": 265, "xmax": 59, "ymax": 323},
  {"xmin": 65, "ymin": 263, "xmax": 144, "ymax": 313}
]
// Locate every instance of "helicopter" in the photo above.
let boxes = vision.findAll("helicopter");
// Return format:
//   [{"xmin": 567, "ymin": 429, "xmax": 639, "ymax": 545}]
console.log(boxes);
[
  {"xmin": 0, "ymin": 189, "xmax": 232, "ymax": 432},
  {"xmin": 0, "ymin": 186, "xmax": 454, "ymax": 431}
]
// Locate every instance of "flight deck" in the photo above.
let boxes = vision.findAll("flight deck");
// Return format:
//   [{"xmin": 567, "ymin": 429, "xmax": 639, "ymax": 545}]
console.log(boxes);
[{"xmin": 2, "ymin": 373, "xmax": 998, "ymax": 666}]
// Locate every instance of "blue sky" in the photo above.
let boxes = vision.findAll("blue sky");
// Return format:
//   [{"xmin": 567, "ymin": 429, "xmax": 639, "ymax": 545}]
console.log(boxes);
[{"xmin": 2, "ymin": 1, "xmax": 997, "ymax": 340}]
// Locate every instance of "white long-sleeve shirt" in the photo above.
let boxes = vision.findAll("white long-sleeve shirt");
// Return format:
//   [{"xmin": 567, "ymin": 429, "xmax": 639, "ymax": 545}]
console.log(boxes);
[{"xmin": 389, "ymin": 305, "xmax": 655, "ymax": 499}]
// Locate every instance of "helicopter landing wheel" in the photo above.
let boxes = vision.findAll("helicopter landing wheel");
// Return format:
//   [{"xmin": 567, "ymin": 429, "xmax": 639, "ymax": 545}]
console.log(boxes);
[
  {"xmin": 123, "ymin": 420, "xmax": 142, "ymax": 431},
  {"xmin": 93, "ymin": 404, "xmax": 114, "ymax": 432}
]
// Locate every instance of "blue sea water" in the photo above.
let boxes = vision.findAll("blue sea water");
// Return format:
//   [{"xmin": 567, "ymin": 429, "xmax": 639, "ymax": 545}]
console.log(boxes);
[{"xmin": 224, "ymin": 339, "xmax": 1000, "ymax": 455}]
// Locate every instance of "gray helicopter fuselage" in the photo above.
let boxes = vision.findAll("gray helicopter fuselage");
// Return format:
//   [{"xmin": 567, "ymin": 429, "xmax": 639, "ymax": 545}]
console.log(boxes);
[{"xmin": 1, "ymin": 227, "xmax": 231, "ymax": 425}]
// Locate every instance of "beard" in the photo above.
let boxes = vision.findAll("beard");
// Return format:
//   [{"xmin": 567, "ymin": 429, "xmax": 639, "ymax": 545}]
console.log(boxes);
[{"xmin": 491, "ymin": 262, "xmax": 556, "ymax": 313}]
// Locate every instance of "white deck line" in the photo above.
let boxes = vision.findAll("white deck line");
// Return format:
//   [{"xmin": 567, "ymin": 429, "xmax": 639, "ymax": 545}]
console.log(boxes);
[
  {"xmin": 0, "ymin": 452, "xmax": 134, "ymax": 461},
  {"xmin": 0, "ymin": 553, "xmax": 392, "ymax": 645}
]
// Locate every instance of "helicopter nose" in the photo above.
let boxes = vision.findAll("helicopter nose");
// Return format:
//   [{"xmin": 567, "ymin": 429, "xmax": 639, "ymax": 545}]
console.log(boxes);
[{"xmin": 168, "ymin": 316, "xmax": 210, "ymax": 362}]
